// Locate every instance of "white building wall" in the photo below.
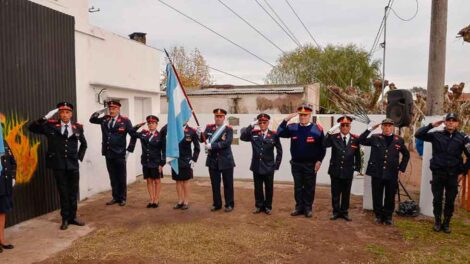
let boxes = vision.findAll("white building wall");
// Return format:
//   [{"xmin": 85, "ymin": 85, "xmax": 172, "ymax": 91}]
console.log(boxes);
[{"xmin": 29, "ymin": 0, "xmax": 162, "ymax": 199}]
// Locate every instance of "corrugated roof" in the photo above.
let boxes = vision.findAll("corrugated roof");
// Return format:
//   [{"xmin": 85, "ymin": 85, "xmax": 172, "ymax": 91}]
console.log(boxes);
[{"xmin": 161, "ymin": 84, "xmax": 308, "ymax": 96}]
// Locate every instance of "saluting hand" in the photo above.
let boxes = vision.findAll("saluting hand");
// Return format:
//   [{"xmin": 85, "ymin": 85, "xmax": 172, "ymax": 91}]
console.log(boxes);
[
  {"xmin": 368, "ymin": 122, "xmax": 380, "ymax": 131},
  {"xmin": 284, "ymin": 113, "xmax": 298, "ymax": 122},
  {"xmin": 432, "ymin": 120, "xmax": 445, "ymax": 127},
  {"xmin": 44, "ymin": 108, "xmax": 59, "ymax": 119}
]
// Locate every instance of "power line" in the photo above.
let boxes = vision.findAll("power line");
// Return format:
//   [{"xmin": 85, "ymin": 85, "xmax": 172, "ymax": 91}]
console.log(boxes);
[
  {"xmin": 157, "ymin": 0, "xmax": 275, "ymax": 67},
  {"xmin": 285, "ymin": 0, "xmax": 321, "ymax": 49},
  {"xmin": 390, "ymin": 0, "xmax": 419, "ymax": 22},
  {"xmin": 155, "ymin": 47, "xmax": 261, "ymax": 85},
  {"xmin": 217, "ymin": 0, "xmax": 286, "ymax": 54},
  {"xmin": 263, "ymin": 0, "xmax": 302, "ymax": 46},
  {"xmin": 254, "ymin": 0, "xmax": 301, "ymax": 48},
  {"xmin": 369, "ymin": 0, "xmax": 394, "ymax": 56}
]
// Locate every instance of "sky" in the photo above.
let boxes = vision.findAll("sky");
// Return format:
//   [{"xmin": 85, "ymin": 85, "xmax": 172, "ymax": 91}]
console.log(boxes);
[{"xmin": 88, "ymin": 0, "xmax": 470, "ymax": 91}]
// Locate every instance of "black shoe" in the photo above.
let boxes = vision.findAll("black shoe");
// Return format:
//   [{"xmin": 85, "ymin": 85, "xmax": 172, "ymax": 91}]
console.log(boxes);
[
  {"xmin": 330, "ymin": 213, "xmax": 340, "ymax": 220},
  {"xmin": 290, "ymin": 210, "xmax": 304, "ymax": 216},
  {"xmin": 224, "ymin": 206, "xmax": 233, "ymax": 212},
  {"xmin": 384, "ymin": 219, "xmax": 393, "ymax": 225},
  {"xmin": 304, "ymin": 210, "xmax": 313, "ymax": 218},
  {"xmin": 106, "ymin": 199, "xmax": 118, "ymax": 205},
  {"xmin": 433, "ymin": 218, "xmax": 442, "ymax": 232},
  {"xmin": 375, "ymin": 217, "xmax": 383, "ymax": 224},
  {"xmin": 119, "ymin": 200, "xmax": 126, "ymax": 206},
  {"xmin": 342, "ymin": 214, "xmax": 352, "ymax": 222},
  {"xmin": 60, "ymin": 220, "xmax": 69, "ymax": 230},
  {"xmin": 211, "ymin": 206, "xmax": 222, "ymax": 212},
  {"xmin": 181, "ymin": 204, "xmax": 189, "ymax": 210},
  {"xmin": 152, "ymin": 203, "xmax": 159, "ymax": 208},
  {"xmin": 0, "ymin": 247, "xmax": 2, "ymax": 253},
  {"xmin": 442, "ymin": 217, "xmax": 451, "ymax": 233},
  {"xmin": 173, "ymin": 203, "xmax": 183, "ymax": 209},
  {"xmin": 0, "ymin": 244, "xmax": 13, "ymax": 250},
  {"xmin": 253, "ymin": 207, "xmax": 262, "ymax": 214},
  {"xmin": 147, "ymin": 203, "xmax": 153, "ymax": 208},
  {"xmin": 69, "ymin": 218, "xmax": 85, "ymax": 226},
  {"xmin": 265, "ymin": 208, "xmax": 272, "ymax": 215}
]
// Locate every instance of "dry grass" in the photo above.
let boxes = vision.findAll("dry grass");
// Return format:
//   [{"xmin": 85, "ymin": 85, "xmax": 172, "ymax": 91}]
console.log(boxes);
[{"xmin": 50, "ymin": 221, "xmax": 306, "ymax": 264}]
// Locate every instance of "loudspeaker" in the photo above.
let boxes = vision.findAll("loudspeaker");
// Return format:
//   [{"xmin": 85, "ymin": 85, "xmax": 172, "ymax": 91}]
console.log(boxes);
[{"xmin": 386, "ymin": 89, "xmax": 413, "ymax": 127}]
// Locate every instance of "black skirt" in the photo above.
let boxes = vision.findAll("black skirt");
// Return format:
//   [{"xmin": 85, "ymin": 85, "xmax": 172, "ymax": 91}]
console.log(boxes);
[
  {"xmin": 0, "ymin": 195, "xmax": 13, "ymax": 213},
  {"xmin": 171, "ymin": 167, "xmax": 193, "ymax": 181},
  {"xmin": 143, "ymin": 166, "xmax": 163, "ymax": 179}
]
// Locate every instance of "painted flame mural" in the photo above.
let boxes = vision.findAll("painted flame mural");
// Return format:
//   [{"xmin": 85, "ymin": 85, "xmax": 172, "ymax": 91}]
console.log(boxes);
[{"xmin": 0, "ymin": 112, "xmax": 40, "ymax": 184}]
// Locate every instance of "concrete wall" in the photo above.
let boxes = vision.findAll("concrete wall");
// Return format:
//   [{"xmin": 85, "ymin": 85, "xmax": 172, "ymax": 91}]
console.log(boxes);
[
  {"xmin": 161, "ymin": 85, "xmax": 320, "ymax": 114},
  {"xmin": 30, "ymin": 0, "xmax": 162, "ymax": 199}
]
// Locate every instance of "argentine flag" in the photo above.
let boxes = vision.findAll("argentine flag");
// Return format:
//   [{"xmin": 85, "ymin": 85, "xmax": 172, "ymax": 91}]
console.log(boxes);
[{"xmin": 165, "ymin": 64, "xmax": 192, "ymax": 174}]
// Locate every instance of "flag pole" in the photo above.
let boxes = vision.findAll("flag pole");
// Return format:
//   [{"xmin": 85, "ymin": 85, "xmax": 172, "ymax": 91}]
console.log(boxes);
[{"xmin": 164, "ymin": 49, "xmax": 201, "ymax": 126}]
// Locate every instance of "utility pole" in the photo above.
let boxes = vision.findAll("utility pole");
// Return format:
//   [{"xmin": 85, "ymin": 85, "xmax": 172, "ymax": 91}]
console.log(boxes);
[
  {"xmin": 426, "ymin": 0, "xmax": 448, "ymax": 115},
  {"xmin": 380, "ymin": 5, "xmax": 388, "ymax": 114}
]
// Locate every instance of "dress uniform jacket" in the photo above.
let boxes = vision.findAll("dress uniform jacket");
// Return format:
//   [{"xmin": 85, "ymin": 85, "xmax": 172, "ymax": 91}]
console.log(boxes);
[
  {"xmin": 240, "ymin": 126, "xmax": 282, "ymax": 175},
  {"xmin": 358, "ymin": 131, "xmax": 410, "ymax": 180},
  {"xmin": 415, "ymin": 123, "xmax": 470, "ymax": 174},
  {"xmin": 324, "ymin": 133, "xmax": 361, "ymax": 179},
  {"xmin": 29, "ymin": 119, "xmax": 87, "ymax": 170},
  {"xmin": 160, "ymin": 125, "xmax": 200, "ymax": 169},
  {"xmin": 0, "ymin": 142, "xmax": 16, "ymax": 197},
  {"xmin": 89, "ymin": 114, "xmax": 134, "ymax": 159},
  {"xmin": 128, "ymin": 129, "xmax": 166, "ymax": 168},
  {"xmin": 201, "ymin": 124, "xmax": 235, "ymax": 170}
]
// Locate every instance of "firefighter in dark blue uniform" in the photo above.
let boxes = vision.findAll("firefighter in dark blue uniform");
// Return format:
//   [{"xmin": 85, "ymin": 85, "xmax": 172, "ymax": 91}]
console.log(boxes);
[
  {"xmin": 160, "ymin": 123, "xmax": 200, "ymax": 210},
  {"xmin": 240, "ymin": 113, "xmax": 282, "ymax": 215},
  {"xmin": 89, "ymin": 100, "xmax": 134, "ymax": 206},
  {"xmin": 197, "ymin": 108, "xmax": 236, "ymax": 212},
  {"xmin": 29, "ymin": 102, "xmax": 87, "ymax": 230},
  {"xmin": 128, "ymin": 115, "xmax": 165, "ymax": 208},
  {"xmin": 358, "ymin": 118, "xmax": 409, "ymax": 225},
  {"xmin": 277, "ymin": 104, "xmax": 326, "ymax": 218},
  {"xmin": 0, "ymin": 139, "xmax": 16, "ymax": 250},
  {"xmin": 415, "ymin": 113, "xmax": 470, "ymax": 233},
  {"xmin": 324, "ymin": 115, "xmax": 361, "ymax": 221}
]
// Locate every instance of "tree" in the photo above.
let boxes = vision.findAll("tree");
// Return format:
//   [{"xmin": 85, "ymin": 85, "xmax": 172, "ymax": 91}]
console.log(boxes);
[
  {"xmin": 162, "ymin": 46, "xmax": 213, "ymax": 89},
  {"xmin": 266, "ymin": 44, "xmax": 380, "ymax": 112}
]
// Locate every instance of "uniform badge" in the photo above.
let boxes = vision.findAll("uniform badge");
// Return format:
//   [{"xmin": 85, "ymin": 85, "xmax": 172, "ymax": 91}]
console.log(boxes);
[{"xmin": 306, "ymin": 136, "xmax": 315, "ymax": 143}]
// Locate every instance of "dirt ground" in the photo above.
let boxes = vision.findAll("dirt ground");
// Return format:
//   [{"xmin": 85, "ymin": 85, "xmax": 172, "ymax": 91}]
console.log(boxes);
[{"xmin": 28, "ymin": 171, "xmax": 468, "ymax": 264}]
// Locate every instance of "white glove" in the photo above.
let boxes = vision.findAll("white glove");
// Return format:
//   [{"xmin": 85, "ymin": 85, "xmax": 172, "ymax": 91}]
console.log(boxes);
[
  {"xmin": 368, "ymin": 122, "xmax": 380, "ymax": 131},
  {"xmin": 205, "ymin": 143, "xmax": 212, "ymax": 151},
  {"xmin": 44, "ymin": 108, "xmax": 59, "ymax": 119},
  {"xmin": 250, "ymin": 120, "xmax": 258, "ymax": 127},
  {"xmin": 196, "ymin": 126, "xmax": 203, "ymax": 137},
  {"xmin": 12, "ymin": 179, "xmax": 16, "ymax": 187},
  {"xmin": 327, "ymin": 123, "xmax": 341, "ymax": 134},
  {"xmin": 97, "ymin": 107, "xmax": 107, "ymax": 114},
  {"xmin": 189, "ymin": 160, "xmax": 196, "ymax": 168}
]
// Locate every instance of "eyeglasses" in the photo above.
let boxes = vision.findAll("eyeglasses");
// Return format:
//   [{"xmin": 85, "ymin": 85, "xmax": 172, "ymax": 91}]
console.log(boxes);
[
  {"xmin": 259, "ymin": 121, "xmax": 268, "ymax": 124},
  {"xmin": 340, "ymin": 124, "xmax": 350, "ymax": 127}
]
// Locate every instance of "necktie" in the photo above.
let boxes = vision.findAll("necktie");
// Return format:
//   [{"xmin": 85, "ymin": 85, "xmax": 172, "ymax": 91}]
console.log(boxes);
[
  {"xmin": 63, "ymin": 125, "xmax": 69, "ymax": 137},
  {"xmin": 109, "ymin": 118, "xmax": 115, "ymax": 129},
  {"xmin": 343, "ymin": 136, "xmax": 347, "ymax": 146},
  {"xmin": 149, "ymin": 132, "xmax": 154, "ymax": 141}
]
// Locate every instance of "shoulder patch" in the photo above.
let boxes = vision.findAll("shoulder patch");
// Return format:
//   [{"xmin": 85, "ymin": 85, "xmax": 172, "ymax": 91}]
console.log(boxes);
[
  {"xmin": 270, "ymin": 130, "xmax": 277, "ymax": 134},
  {"xmin": 351, "ymin": 134, "xmax": 359, "ymax": 138},
  {"xmin": 120, "ymin": 115, "xmax": 129, "ymax": 119},
  {"xmin": 47, "ymin": 119, "xmax": 58, "ymax": 123}
]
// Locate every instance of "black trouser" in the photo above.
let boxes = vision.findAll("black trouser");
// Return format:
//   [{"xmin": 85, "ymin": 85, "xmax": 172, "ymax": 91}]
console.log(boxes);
[
  {"xmin": 330, "ymin": 176, "xmax": 353, "ymax": 215},
  {"xmin": 431, "ymin": 170, "xmax": 459, "ymax": 219},
  {"xmin": 105, "ymin": 157, "xmax": 127, "ymax": 202},
  {"xmin": 253, "ymin": 172, "xmax": 274, "ymax": 210},
  {"xmin": 53, "ymin": 169, "xmax": 79, "ymax": 221},
  {"xmin": 209, "ymin": 168, "xmax": 234, "ymax": 208},
  {"xmin": 291, "ymin": 161, "xmax": 317, "ymax": 212},
  {"xmin": 371, "ymin": 177, "xmax": 398, "ymax": 220}
]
